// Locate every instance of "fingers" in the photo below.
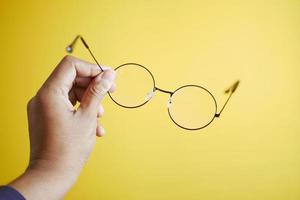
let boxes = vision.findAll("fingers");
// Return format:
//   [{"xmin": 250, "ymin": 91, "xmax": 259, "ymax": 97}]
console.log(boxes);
[
  {"xmin": 109, "ymin": 83, "xmax": 116, "ymax": 93},
  {"xmin": 96, "ymin": 105, "xmax": 105, "ymax": 137},
  {"xmin": 69, "ymin": 76, "xmax": 116, "ymax": 106},
  {"xmin": 96, "ymin": 125, "xmax": 105, "ymax": 137},
  {"xmin": 70, "ymin": 81, "xmax": 116, "ymax": 106},
  {"xmin": 97, "ymin": 105, "xmax": 105, "ymax": 137},
  {"xmin": 97, "ymin": 104, "xmax": 104, "ymax": 118},
  {"xmin": 75, "ymin": 77, "xmax": 93, "ymax": 88},
  {"xmin": 45, "ymin": 55, "xmax": 111, "ymax": 91},
  {"xmin": 76, "ymin": 88, "xmax": 107, "ymax": 138},
  {"xmin": 78, "ymin": 69, "xmax": 116, "ymax": 116},
  {"xmin": 75, "ymin": 77, "xmax": 116, "ymax": 92}
]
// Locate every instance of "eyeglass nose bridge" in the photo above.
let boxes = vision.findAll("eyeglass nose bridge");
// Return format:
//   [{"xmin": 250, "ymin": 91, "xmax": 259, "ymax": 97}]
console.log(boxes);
[
  {"xmin": 143, "ymin": 87, "xmax": 174, "ymax": 107},
  {"xmin": 153, "ymin": 87, "xmax": 174, "ymax": 107},
  {"xmin": 154, "ymin": 87, "xmax": 173, "ymax": 95}
]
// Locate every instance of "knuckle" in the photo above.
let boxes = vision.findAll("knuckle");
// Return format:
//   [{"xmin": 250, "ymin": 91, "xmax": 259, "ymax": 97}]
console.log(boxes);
[
  {"xmin": 26, "ymin": 97, "xmax": 34, "ymax": 111},
  {"xmin": 61, "ymin": 55, "xmax": 77, "ymax": 69},
  {"xmin": 62, "ymin": 55, "xmax": 74, "ymax": 63},
  {"xmin": 35, "ymin": 89, "xmax": 51, "ymax": 105},
  {"xmin": 61, "ymin": 55, "xmax": 80, "ymax": 71}
]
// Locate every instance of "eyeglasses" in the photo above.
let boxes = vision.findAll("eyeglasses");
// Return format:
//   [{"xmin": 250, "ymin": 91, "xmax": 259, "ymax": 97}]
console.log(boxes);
[{"xmin": 66, "ymin": 35, "xmax": 239, "ymax": 131}]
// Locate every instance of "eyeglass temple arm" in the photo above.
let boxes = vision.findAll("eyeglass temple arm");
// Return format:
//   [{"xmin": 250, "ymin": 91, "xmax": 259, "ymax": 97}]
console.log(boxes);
[
  {"xmin": 215, "ymin": 80, "xmax": 240, "ymax": 117},
  {"xmin": 66, "ymin": 35, "xmax": 103, "ymax": 71}
]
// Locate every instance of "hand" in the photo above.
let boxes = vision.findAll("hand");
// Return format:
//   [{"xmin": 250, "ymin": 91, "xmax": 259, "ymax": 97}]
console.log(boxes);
[{"xmin": 9, "ymin": 55, "xmax": 116, "ymax": 200}]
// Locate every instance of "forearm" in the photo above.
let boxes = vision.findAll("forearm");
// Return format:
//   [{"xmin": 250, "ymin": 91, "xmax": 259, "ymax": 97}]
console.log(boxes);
[{"xmin": 9, "ymin": 160, "xmax": 80, "ymax": 200}]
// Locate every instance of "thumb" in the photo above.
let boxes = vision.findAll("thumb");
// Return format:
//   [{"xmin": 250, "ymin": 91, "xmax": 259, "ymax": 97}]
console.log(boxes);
[{"xmin": 78, "ymin": 69, "xmax": 115, "ymax": 115}]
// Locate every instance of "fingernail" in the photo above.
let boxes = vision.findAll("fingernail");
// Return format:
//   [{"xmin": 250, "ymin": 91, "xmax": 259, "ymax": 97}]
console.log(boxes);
[
  {"xmin": 100, "ymin": 126, "xmax": 105, "ymax": 136},
  {"xmin": 95, "ymin": 69, "xmax": 115, "ymax": 83},
  {"xmin": 102, "ymin": 69, "xmax": 115, "ymax": 81}
]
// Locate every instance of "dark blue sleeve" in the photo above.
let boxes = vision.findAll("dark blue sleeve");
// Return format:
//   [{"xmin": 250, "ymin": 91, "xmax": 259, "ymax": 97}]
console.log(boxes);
[{"xmin": 0, "ymin": 186, "xmax": 25, "ymax": 200}]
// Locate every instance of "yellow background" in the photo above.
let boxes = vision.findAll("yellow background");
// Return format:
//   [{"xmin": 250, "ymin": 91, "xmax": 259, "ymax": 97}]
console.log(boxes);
[{"xmin": 1, "ymin": 0, "xmax": 300, "ymax": 199}]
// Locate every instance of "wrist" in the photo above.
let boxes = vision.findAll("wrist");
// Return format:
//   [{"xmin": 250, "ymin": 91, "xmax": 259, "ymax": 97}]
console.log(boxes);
[
  {"xmin": 9, "ymin": 159, "xmax": 78, "ymax": 200},
  {"xmin": 27, "ymin": 157, "xmax": 81, "ymax": 183}
]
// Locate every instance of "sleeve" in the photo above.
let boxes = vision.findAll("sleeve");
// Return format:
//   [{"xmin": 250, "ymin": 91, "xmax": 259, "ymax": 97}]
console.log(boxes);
[{"xmin": 0, "ymin": 186, "xmax": 26, "ymax": 200}]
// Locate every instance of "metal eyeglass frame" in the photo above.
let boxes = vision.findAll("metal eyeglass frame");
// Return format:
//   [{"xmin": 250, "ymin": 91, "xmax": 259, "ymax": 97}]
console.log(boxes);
[{"xmin": 66, "ymin": 35, "xmax": 239, "ymax": 131}]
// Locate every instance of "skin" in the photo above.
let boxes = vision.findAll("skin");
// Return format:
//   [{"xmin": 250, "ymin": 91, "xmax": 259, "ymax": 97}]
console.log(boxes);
[{"xmin": 8, "ymin": 55, "xmax": 116, "ymax": 200}]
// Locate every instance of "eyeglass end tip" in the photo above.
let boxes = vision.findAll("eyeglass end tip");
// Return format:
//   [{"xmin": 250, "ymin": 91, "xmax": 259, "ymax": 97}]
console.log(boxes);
[
  {"xmin": 225, "ymin": 80, "xmax": 240, "ymax": 94},
  {"xmin": 66, "ymin": 46, "xmax": 73, "ymax": 53}
]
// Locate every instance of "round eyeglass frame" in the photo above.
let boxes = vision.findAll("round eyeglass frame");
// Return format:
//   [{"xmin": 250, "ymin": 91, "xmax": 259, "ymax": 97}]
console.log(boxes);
[
  {"xmin": 108, "ymin": 63, "xmax": 156, "ymax": 109},
  {"xmin": 107, "ymin": 63, "xmax": 219, "ymax": 130}
]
